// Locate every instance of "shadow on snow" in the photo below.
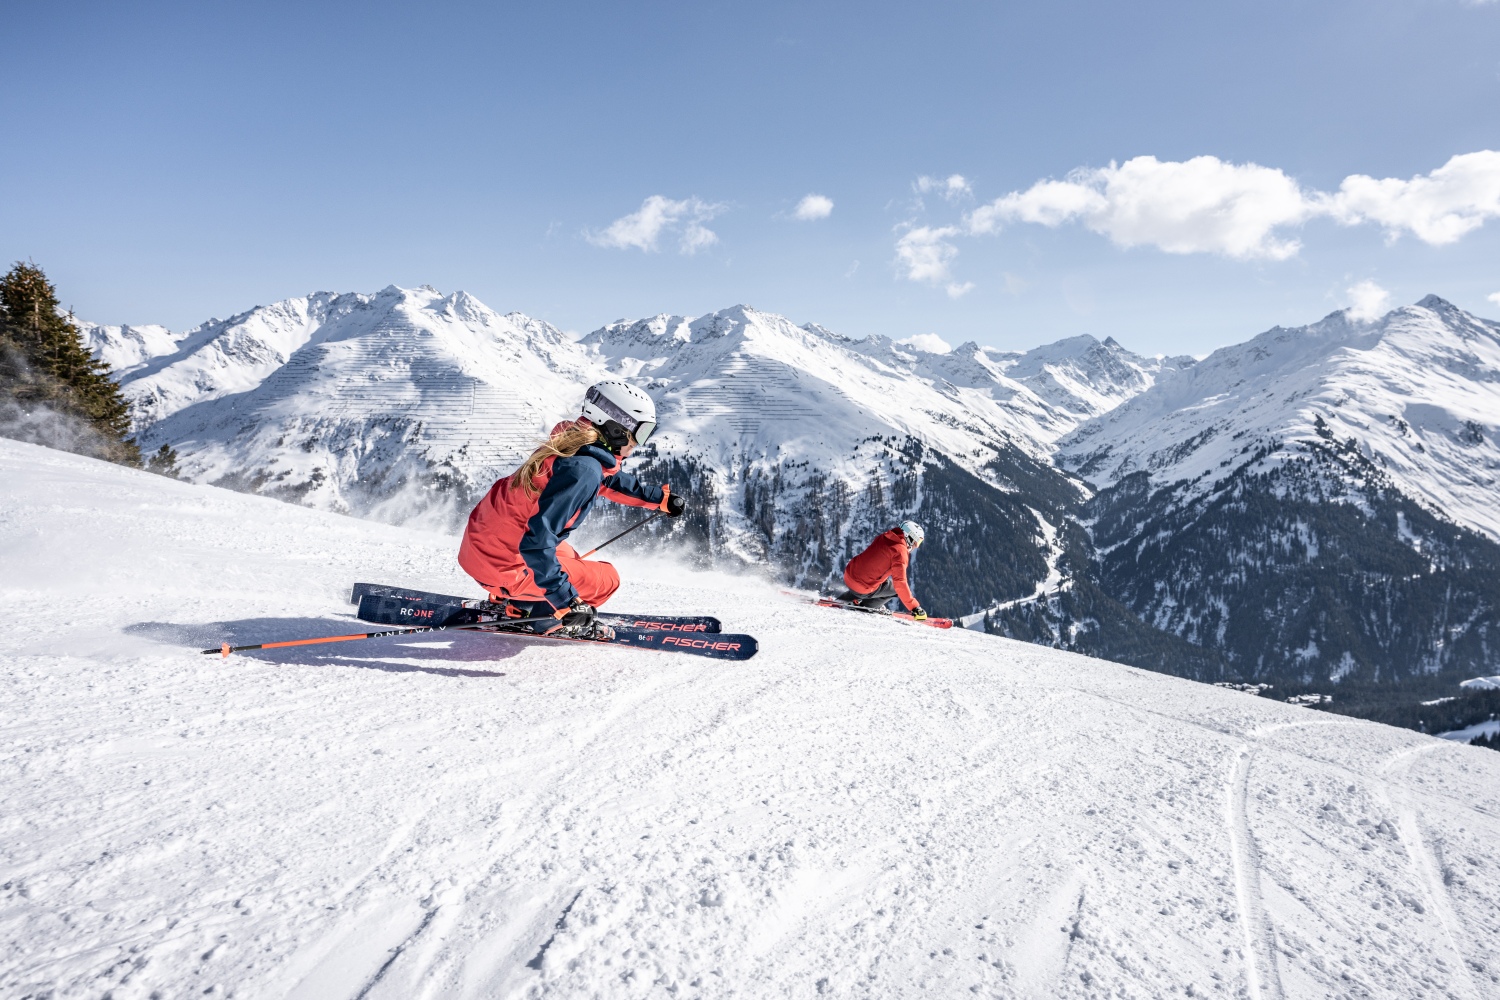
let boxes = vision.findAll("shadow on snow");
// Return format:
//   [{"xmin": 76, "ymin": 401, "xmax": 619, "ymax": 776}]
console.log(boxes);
[{"xmin": 122, "ymin": 617, "xmax": 539, "ymax": 678}]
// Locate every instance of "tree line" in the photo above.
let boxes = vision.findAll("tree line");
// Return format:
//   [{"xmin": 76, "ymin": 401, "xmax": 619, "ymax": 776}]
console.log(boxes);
[{"xmin": 0, "ymin": 260, "xmax": 175, "ymax": 473}]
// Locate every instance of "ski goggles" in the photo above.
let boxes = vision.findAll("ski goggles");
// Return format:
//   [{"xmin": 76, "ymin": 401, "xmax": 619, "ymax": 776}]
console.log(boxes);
[{"xmin": 585, "ymin": 386, "xmax": 656, "ymax": 446}]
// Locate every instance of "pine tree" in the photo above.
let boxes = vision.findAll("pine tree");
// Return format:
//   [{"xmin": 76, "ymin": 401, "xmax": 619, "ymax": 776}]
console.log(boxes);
[
  {"xmin": 0, "ymin": 261, "xmax": 140, "ymax": 465},
  {"xmin": 146, "ymin": 442, "xmax": 181, "ymax": 478}
]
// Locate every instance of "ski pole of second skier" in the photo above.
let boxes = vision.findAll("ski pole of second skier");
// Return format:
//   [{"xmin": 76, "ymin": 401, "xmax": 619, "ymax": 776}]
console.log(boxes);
[{"xmin": 581, "ymin": 509, "xmax": 664, "ymax": 558}]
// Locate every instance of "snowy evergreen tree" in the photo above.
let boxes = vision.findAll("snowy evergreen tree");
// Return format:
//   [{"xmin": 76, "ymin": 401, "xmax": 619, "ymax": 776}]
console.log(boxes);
[{"xmin": 0, "ymin": 261, "xmax": 139, "ymax": 465}]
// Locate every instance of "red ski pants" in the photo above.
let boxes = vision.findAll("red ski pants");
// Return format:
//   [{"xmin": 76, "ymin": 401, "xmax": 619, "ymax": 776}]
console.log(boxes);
[{"xmin": 486, "ymin": 542, "xmax": 621, "ymax": 608}]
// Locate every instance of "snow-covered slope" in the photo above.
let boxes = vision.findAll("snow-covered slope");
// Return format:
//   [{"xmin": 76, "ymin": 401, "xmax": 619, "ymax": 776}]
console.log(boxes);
[
  {"xmin": 5, "ymin": 439, "xmax": 1500, "ymax": 999},
  {"xmin": 1060, "ymin": 296, "xmax": 1500, "ymax": 541}
]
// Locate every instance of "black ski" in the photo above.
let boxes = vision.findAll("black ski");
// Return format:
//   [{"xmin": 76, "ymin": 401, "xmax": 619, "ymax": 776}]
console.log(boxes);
[
  {"xmin": 350, "ymin": 582, "xmax": 721, "ymax": 633},
  {"xmin": 205, "ymin": 616, "xmax": 757, "ymax": 662},
  {"xmin": 809, "ymin": 596, "xmax": 954, "ymax": 629},
  {"xmin": 496, "ymin": 624, "xmax": 757, "ymax": 660}
]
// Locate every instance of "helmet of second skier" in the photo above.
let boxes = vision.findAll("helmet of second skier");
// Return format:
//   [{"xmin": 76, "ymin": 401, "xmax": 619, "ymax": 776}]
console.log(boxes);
[
  {"xmin": 581, "ymin": 380, "xmax": 657, "ymax": 454},
  {"xmin": 900, "ymin": 520, "xmax": 925, "ymax": 548}
]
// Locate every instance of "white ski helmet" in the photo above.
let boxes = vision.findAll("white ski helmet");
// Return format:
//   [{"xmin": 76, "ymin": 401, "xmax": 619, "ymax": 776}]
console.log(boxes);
[
  {"xmin": 580, "ymin": 380, "xmax": 657, "ymax": 450},
  {"xmin": 899, "ymin": 520, "xmax": 925, "ymax": 548}
]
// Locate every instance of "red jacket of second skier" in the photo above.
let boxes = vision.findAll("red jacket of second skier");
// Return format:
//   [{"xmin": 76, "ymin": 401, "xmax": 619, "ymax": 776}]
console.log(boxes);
[{"xmin": 843, "ymin": 528, "xmax": 918, "ymax": 610}]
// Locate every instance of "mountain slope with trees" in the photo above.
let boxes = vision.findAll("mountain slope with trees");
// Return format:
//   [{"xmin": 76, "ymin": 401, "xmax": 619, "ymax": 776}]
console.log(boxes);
[{"xmin": 0, "ymin": 262, "xmax": 139, "ymax": 466}]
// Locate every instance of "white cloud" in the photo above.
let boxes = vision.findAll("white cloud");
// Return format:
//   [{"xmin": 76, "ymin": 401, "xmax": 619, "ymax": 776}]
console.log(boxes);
[
  {"xmin": 894, "ymin": 225, "xmax": 963, "ymax": 291},
  {"xmin": 1324, "ymin": 151, "xmax": 1500, "ymax": 245},
  {"xmin": 969, "ymin": 178, "xmax": 1107, "ymax": 233},
  {"xmin": 1487, "ymin": 291, "xmax": 1500, "ymax": 307},
  {"xmin": 971, "ymin": 156, "xmax": 1312, "ymax": 259},
  {"xmin": 894, "ymin": 226, "xmax": 954, "ymax": 283},
  {"xmin": 1345, "ymin": 280, "xmax": 1391, "ymax": 321},
  {"xmin": 893, "ymin": 150, "xmax": 1500, "ymax": 294},
  {"xmin": 896, "ymin": 333, "xmax": 954, "ymax": 354},
  {"xmin": 588, "ymin": 195, "xmax": 725, "ymax": 254},
  {"xmin": 916, "ymin": 174, "xmax": 973, "ymax": 202},
  {"xmin": 793, "ymin": 194, "xmax": 834, "ymax": 220}
]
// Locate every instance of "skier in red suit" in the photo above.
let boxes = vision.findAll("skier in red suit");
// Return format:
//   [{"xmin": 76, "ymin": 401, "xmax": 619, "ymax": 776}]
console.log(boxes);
[
  {"xmin": 458, "ymin": 381, "xmax": 684, "ymax": 637},
  {"xmin": 838, "ymin": 520, "xmax": 928, "ymax": 619}
]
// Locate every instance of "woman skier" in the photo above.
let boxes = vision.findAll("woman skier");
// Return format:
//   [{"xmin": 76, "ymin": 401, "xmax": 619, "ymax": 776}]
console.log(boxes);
[
  {"xmin": 837, "ymin": 520, "xmax": 928, "ymax": 619},
  {"xmin": 457, "ymin": 381, "xmax": 685, "ymax": 637}
]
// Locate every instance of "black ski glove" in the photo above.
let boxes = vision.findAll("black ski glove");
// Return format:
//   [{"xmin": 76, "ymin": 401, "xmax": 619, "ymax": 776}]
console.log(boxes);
[
  {"xmin": 665, "ymin": 493, "xmax": 686, "ymax": 517},
  {"xmin": 554, "ymin": 597, "xmax": 597, "ymax": 629},
  {"xmin": 911, "ymin": 606, "xmax": 928, "ymax": 620}
]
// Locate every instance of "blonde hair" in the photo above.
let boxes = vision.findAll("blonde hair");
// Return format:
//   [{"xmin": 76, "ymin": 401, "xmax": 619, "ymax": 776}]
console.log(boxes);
[{"xmin": 511, "ymin": 423, "xmax": 600, "ymax": 497}]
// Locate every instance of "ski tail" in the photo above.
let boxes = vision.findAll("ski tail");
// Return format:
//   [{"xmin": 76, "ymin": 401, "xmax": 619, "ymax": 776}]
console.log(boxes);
[
  {"xmin": 351, "ymin": 582, "xmax": 473, "ymax": 608},
  {"xmin": 358, "ymin": 593, "xmax": 484, "ymax": 628}
]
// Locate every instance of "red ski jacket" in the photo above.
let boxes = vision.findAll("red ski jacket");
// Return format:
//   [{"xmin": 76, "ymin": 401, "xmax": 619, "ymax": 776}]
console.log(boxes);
[
  {"xmin": 458, "ymin": 428, "xmax": 665, "ymax": 608},
  {"xmin": 843, "ymin": 528, "xmax": 918, "ymax": 610}
]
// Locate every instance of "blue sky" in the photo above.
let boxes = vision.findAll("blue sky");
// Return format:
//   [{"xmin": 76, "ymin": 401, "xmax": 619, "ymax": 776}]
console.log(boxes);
[{"xmin": 2, "ymin": 0, "xmax": 1498, "ymax": 356}]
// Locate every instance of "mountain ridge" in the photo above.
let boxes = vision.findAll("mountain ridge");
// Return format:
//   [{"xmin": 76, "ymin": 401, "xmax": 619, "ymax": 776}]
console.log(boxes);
[
  {"xmin": 1058, "ymin": 295, "xmax": 1500, "ymax": 541},
  {"xmin": 74, "ymin": 287, "xmax": 1500, "ymax": 687}
]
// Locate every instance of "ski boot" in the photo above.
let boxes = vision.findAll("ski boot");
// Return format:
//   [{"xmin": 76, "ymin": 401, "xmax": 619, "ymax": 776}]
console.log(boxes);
[{"xmin": 504, "ymin": 598, "xmax": 615, "ymax": 641}]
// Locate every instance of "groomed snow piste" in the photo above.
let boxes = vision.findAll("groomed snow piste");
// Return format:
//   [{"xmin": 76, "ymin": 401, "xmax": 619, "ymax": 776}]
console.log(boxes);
[{"xmin": 3, "ymin": 439, "xmax": 1498, "ymax": 999}]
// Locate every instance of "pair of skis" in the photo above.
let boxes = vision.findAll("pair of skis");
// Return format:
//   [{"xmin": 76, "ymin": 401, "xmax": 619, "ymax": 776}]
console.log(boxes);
[
  {"xmin": 202, "ymin": 583, "xmax": 757, "ymax": 661},
  {"xmin": 351, "ymin": 584, "xmax": 757, "ymax": 661},
  {"xmin": 349, "ymin": 583, "xmax": 722, "ymax": 633},
  {"xmin": 808, "ymin": 596, "xmax": 954, "ymax": 629}
]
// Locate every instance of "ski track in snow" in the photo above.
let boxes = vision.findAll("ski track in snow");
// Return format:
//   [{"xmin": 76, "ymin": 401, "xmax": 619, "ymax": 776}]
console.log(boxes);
[
  {"xmin": 1376, "ymin": 744, "xmax": 1483, "ymax": 999},
  {"xmin": 1226, "ymin": 748, "xmax": 1284, "ymax": 1000},
  {"xmin": 5, "ymin": 438, "xmax": 1500, "ymax": 999}
]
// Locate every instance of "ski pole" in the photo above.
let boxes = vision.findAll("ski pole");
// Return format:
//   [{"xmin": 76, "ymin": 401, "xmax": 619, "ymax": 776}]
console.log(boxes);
[
  {"xmin": 201, "ymin": 615, "xmax": 559, "ymax": 658},
  {"xmin": 581, "ymin": 509, "xmax": 664, "ymax": 558}
]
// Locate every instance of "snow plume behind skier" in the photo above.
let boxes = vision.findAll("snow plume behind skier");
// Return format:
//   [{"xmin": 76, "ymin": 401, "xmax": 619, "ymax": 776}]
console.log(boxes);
[
  {"xmin": 457, "ymin": 381, "xmax": 686, "ymax": 638},
  {"xmin": 838, "ymin": 520, "xmax": 929, "ymax": 619}
]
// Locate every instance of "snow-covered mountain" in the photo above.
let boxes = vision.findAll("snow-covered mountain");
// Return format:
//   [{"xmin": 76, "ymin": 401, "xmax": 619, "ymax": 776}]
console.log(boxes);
[
  {"xmin": 83, "ymin": 286, "xmax": 600, "ymax": 524},
  {"xmin": 1006, "ymin": 297, "xmax": 1500, "ymax": 684},
  {"xmin": 82, "ymin": 290, "xmax": 1178, "ymax": 498},
  {"xmin": 588, "ymin": 309, "xmax": 1188, "ymax": 467},
  {"xmin": 75, "ymin": 287, "xmax": 1500, "ymax": 688},
  {"xmin": 1059, "ymin": 295, "xmax": 1500, "ymax": 541},
  {"xmin": 83, "ymin": 288, "xmax": 1174, "ymax": 611},
  {"xmin": 74, "ymin": 319, "xmax": 179, "ymax": 375},
  {"xmin": 573, "ymin": 306, "xmax": 1198, "ymax": 622},
  {"xmin": 6, "ymin": 437, "xmax": 1499, "ymax": 999}
]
